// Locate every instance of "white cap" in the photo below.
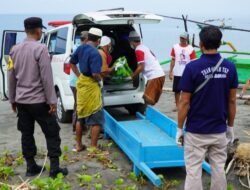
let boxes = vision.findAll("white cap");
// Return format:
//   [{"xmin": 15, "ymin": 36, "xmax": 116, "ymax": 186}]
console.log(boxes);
[
  {"xmin": 88, "ymin": 27, "xmax": 102, "ymax": 37},
  {"xmin": 99, "ymin": 36, "xmax": 111, "ymax": 47},
  {"xmin": 180, "ymin": 32, "xmax": 188, "ymax": 39}
]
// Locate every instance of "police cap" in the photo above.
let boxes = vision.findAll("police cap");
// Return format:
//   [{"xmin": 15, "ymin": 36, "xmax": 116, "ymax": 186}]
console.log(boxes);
[{"xmin": 24, "ymin": 17, "xmax": 47, "ymax": 30}]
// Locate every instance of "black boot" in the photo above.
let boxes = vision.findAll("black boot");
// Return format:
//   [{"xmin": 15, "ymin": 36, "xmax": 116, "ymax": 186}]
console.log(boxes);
[
  {"xmin": 25, "ymin": 157, "xmax": 45, "ymax": 177},
  {"xmin": 49, "ymin": 157, "xmax": 68, "ymax": 178}
]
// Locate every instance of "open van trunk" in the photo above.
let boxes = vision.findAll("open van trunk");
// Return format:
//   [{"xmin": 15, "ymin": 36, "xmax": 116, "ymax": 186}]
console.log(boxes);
[
  {"xmin": 75, "ymin": 24, "xmax": 139, "ymax": 92},
  {"xmin": 72, "ymin": 10, "xmax": 163, "ymax": 93}
]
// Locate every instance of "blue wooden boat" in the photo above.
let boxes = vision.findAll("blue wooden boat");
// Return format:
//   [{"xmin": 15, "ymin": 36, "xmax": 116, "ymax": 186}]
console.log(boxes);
[{"xmin": 104, "ymin": 106, "xmax": 211, "ymax": 186}]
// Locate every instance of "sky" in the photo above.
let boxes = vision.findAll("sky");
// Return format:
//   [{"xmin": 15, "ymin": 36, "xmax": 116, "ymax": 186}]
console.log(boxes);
[
  {"xmin": 1, "ymin": 0, "xmax": 250, "ymax": 19},
  {"xmin": 0, "ymin": 0, "xmax": 250, "ymax": 61}
]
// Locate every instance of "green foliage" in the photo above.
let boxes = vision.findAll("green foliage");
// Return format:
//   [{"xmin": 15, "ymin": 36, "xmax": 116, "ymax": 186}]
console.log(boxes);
[
  {"xmin": 114, "ymin": 178, "xmax": 124, "ymax": 189},
  {"xmin": 15, "ymin": 152, "xmax": 24, "ymax": 166},
  {"xmin": 0, "ymin": 166, "xmax": 14, "ymax": 180},
  {"xmin": 31, "ymin": 173, "xmax": 70, "ymax": 190},
  {"xmin": 124, "ymin": 185, "xmax": 138, "ymax": 190},
  {"xmin": 77, "ymin": 174, "xmax": 93, "ymax": 189},
  {"xmin": 45, "ymin": 163, "xmax": 50, "ymax": 171},
  {"xmin": 227, "ymin": 183, "xmax": 234, "ymax": 190},
  {"xmin": 81, "ymin": 164, "xmax": 88, "ymax": 171},
  {"xmin": 63, "ymin": 145, "xmax": 69, "ymax": 152},
  {"xmin": 158, "ymin": 174, "xmax": 180, "ymax": 190},
  {"xmin": 129, "ymin": 172, "xmax": 138, "ymax": 182},
  {"xmin": 112, "ymin": 152, "xmax": 119, "ymax": 160},
  {"xmin": 0, "ymin": 184, "xmax": 11, "ymax": 190},
  {"xmin": 59, "ymin": 154, "xmax": 68, "ymax": 162},
  {"xmin": 95, "ymin": 183, "xmax": 103, "ymax": 190},
  {"xmin": 137, "ymin": 173, "xmax": 147, "ymax": 186},
  {"xmin": 93, "ymin": 172, "xmax": 102, "ymax": 179}
]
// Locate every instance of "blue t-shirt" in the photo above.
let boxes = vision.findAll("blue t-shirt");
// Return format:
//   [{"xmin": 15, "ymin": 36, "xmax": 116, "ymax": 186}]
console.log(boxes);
[
  {"xmin": 70, "ymin": 44, "xmax": 102, "ymax": 76},
  {"xmin": 178, "ymin": 53, "xmax": 238, "ymax": 134}
]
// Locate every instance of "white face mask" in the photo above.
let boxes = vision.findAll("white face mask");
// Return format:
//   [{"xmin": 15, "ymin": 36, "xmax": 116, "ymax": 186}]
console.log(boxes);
[
  {"xmin": 108, "ymin": 46, "xmax": 113, "ymax": 53},
  {"xmin": 130, "ymin": 44, "xmax": 135, "ymax": 49}
]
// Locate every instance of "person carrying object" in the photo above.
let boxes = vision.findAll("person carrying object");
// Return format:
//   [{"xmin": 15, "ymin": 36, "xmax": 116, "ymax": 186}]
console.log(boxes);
[
  {"xmin": 8, "ymin": 17, "xmax": 68, "ymax": 178},
  {"xmin": 177, "ymin": 26, "xmax": 238, "ymax": 190},
  {"xmin": 70, "ymin": 27, "xmax": 104, "ymax": 149},
  {"xmin": 129, "ymin": 30, "xmax": 165, "ymax": 106},
  {"xmin": 98, "ymin": 36, "xmax": 117, "ymax": 78},
  {"xmin": 169, "ymin": 32, "xmax": 196, "ymax": 110}
]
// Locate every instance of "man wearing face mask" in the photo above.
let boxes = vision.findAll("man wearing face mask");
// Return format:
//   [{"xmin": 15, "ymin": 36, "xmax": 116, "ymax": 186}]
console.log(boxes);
[
  {"xmin": 98, "ymin": 36, "xmax": 114, "ymax": 78},
  {"xmin": 8, "ymin": 17, "xmax": 68, "ymax": 178},
  {"xmin": 129, "ymin": 31, "xmax": 165, "ymax": 106}
]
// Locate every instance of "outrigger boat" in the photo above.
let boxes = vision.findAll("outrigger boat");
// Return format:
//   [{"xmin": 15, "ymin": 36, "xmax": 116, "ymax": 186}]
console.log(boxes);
[{"xmin": 197, "ymin": 18, "xmax": 232, "ymax": 30}]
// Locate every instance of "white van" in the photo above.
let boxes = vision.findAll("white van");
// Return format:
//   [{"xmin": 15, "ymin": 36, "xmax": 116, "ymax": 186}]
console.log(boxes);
[{"xmin": 0, "ymin": 9, "xmax": 163, "ymax": 122}]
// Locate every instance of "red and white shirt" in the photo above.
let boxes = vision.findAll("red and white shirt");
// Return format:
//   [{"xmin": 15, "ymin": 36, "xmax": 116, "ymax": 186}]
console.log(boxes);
[
  {"xmin": 135, "ymin": 44, "xmax": 165, "ymax": 80},
  {"xmin": 171, "ymin": 44, "xmax": 196, "ymax": 76}
]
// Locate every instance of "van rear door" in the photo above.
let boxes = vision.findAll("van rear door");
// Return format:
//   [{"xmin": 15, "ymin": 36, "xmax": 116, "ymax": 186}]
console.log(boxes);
[
  {"xmin": 72, "ymin": 11, "xmax": 163, "ymax": 25},
  {"xmin": 0, "ymin": 30, "xmax": 25, "ymax": 100}
]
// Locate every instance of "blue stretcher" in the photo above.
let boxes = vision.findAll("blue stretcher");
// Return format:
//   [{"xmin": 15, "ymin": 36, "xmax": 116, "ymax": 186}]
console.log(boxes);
[{"xmin": 104, "ymin": 106, "xmax": 211, "ymax": 187}]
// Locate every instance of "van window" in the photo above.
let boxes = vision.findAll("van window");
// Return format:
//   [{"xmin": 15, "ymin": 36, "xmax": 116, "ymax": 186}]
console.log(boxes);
[
  {"xmin": 4, "ymin": 33, "xmax": 17, "ymax": 55},
  {"xmin": 48, "ymin": 27, "xmax": 68, "ymax": 54}
]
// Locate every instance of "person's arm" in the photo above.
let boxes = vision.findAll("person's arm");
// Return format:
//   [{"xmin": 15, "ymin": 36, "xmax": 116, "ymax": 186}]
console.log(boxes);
[
  {"xmin": 240, "ymin": 79, "xmax": 250, "ymax": 97},
  {"xmin": 7, "ymin": 55, "xmax": 17, "ymax": 112},
  {"xmin": 226, "ymin": 88, "xmax": 237, "ymax": 144},
  {"xmin": 228, "ymin": 89, "xmax": 237, "ymax": 126},
  {"xmin": 178, "ymin": 92, "xmax": 191, "ymax": 129},
  {"xmin": 70, "ymin": 64, "xmax": 80, "ymax": 78},
  {"xmin": 169, "ymin": 48, "xmax": 175, "ymax": 80},
  {"xmin": 90, "ymin": 52, "xmax": 103, "ymax": 82},
  {"xmin": 70, "ymin": 47, "xmax": 80, "ymax": 77},
  {"xmin": 38, "ymin": 46, "xmax": 57, "ymax": 112},
  {"xmin": 132, "ymin": 49, "xmax": 145, "ymax": 80},
  {"xmin": 132, "ymin": 63, "xmax": 145, "ymax": 80},
  {"xmin": 169, "ymin": 58, "xmax": 175, "ymax": 80},
  {"xmin": 176, "ymin": 65, "xmax": 194, "ymax": 145},
  {"xmin": 226, "ymin": 64, "xmax": 238, "ymax": 143}
]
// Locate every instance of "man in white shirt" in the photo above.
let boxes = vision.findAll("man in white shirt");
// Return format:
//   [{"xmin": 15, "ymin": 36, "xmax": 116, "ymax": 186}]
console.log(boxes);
[
  {"xmin": 129, "ymin": 31, "xmax": 165, "ymax": 106},
  {"xmin": 169, "ymin": 32, "xmax": 196, "ymax": 109}
]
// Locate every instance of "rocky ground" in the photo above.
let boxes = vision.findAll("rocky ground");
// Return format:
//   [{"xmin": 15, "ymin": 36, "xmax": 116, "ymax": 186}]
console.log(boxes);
[{"xmin": 0, "ymin": 78, "xmax": 249, "ymax": 190}]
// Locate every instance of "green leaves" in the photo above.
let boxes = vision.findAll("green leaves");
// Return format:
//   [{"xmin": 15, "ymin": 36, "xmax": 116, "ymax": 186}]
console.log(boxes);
[
  {"xmin": 0, "ymin": 184, "xmax": 10, "ymax": 190},
  {"xmin": 129, "ymin": 172, "xmax": 138, "ymax": 182},
  {"xmin": 31, "ymin": 173, "xmax": 70, "ymax": 190},
  {"xmin": 77, "ymin": 174, "xmax": 93, "ymax": 185},
  {"xmin": 0, "ymin": 166, "xmax": 14, "ymax": 180},
  {"xmin": 95, "ymin": 183, "xmax": 103, "ymax": 190}
]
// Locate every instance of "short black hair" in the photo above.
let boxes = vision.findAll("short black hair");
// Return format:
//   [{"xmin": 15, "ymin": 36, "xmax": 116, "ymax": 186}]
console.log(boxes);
[
  {"xmin": 199, "ymin": 26, "xmax": 222, "ymax": 50},
  {"xmin": 88, "ymin": 33, "xmax": 100, "ymax": 42}
]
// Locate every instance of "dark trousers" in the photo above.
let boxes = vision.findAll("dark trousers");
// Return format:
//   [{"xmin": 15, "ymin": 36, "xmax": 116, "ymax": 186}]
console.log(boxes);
[{"xmin": 16, "ymin": 103, "xmax": 61, "ymax": 159}]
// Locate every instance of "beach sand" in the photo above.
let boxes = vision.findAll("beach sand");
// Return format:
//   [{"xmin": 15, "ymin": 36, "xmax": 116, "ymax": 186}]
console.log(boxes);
[{"xmin": 0, "ymin": 78, "xmax": 249, "ymax": 189}]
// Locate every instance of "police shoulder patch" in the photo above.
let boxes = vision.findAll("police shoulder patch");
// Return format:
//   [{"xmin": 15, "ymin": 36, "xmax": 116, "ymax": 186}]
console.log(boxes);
[{"xmin": 7, "ymin": 56, "xmax": 14, "ymax": 71}]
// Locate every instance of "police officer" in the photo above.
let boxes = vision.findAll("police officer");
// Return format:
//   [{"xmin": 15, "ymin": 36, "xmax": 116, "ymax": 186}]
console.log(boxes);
[{"xmin": 7, "ymin": 17, "xmax": 68, "ymax": 177}]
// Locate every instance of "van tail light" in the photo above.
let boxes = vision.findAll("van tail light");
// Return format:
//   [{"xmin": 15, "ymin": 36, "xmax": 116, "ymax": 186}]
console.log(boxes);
[{"xmin": 64, "ymin": 63, "xmax": 71, "ymax": 75}]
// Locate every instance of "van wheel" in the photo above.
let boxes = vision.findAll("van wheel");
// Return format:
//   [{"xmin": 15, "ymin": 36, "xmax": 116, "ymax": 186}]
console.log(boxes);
[
  {"xmin": 125, "ymin": 103, "xmax": 147, "ymax": 115},
  {"xmin": 56, "ymin": 91, "xmax": 71, "ymax": 123}
]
